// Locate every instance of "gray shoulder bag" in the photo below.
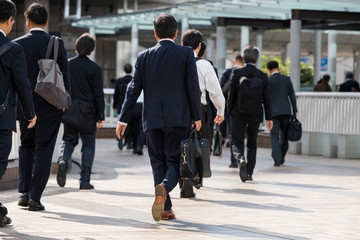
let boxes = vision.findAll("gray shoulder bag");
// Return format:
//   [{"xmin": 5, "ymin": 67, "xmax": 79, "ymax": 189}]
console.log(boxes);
[{"xmin": 35, "ymin": 36, "xmax": 71, "ymax": 109}]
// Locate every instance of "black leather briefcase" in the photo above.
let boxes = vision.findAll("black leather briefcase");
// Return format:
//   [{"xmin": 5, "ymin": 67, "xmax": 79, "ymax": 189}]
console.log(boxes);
[{"xmin": 180, "ymin": 129, "xmax": 211, "ymax": 189}]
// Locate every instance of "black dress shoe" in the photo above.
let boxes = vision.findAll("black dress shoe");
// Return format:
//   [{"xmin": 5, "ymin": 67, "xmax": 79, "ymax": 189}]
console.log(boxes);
[
  {"xmin": 57, "ymin": 160, "xmax": 67, "ymax": 187},
  {"xmin": 229, "ymin": 163, "xmax": 238, "ymax": 168},
  {"xmin": 239, "ymin": 157, "xmax": 247, "ymax": 182},
  {"xmin": 0, "ymin": 215, "xmax": 12, "ymax": 227},
  {"xmin": 247, "ymin": 174, "xmax": 253, "ymax": 181},
  {"xmin": 18, "ymin": 192, "xmax": 29, "ymax": 207},
  {"xmin": 80, "ymin": 183, "xmax": 94, "ymax": 190},
  {"xmin": 274, "ymin": 162, "xmax": 281, "ymax": 167},
  {"xmin": 180, "ymin": 192, "xmax": 196, "ymax": 198},
  {"xmin": 28, "ymin": 200, "xmax": 45, "ymax": 211}
]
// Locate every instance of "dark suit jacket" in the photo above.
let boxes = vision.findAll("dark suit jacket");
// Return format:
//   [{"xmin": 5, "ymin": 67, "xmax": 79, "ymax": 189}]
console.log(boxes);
[
  {"xmin": 113, "ymin": 74, "xmax": 132, "ymax": 113},
  {"xmin": 119, "ymin": 40, "xmax": 201, "ymax": 132},
  {"xmin": 268, "ymin": 73, "xmax": 297, "ymax": 117},
  {"xmin": 228, "ymin": 64, "xmax": 271, "ymax": 121},
  {"xmin": 339, "ymin": 79, "xmax": 360, "ymax": 92},
  {"xmin": 14, "ymin": 30, "xmax": 70, "ymax": 117},
  {"xmin": 68, "ymin": 56, "xmax": 105, "ymax": 120},
  {"xmin": 0, "ymin": 33, "xmax": 35, "ymax": 131}
]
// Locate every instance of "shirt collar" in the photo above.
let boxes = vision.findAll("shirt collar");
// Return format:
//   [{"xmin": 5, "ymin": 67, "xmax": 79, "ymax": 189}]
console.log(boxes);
[
  {"xmin": 0, "ymin": 29, "xmax": 6, "ymax": 37},
  {"xmin": 158, "ymin": 38, "xmax": 174, "ymax": 43},
  {"xmin": 193, "ymin": 51, "xmax": 198, "ymax": 57},
  {"xmin": 234, "ymin": 65, "xmax": 243, "ymax": 68},
  {"xmin": 271, "ymin": 71, "xmax": 279, "ymax": 75},
  {"xmin": 246, "ymin": 63, "xmax": 256, "ymax": 66},
  {"xmin": 29, "ymin": 27, "xmax": 45, "ymax": 32}
]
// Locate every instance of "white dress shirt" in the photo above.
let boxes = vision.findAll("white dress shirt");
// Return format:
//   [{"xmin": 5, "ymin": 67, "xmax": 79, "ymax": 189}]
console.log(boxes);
[
  {"xmin": 0, "ymin": 29, "xmax": 6, "ymax": 37},
  {"xmin": 195, "ymin": 52, "xmax": 225, "ymax": 117},
  {"xmin": 29, "ymin": 27, "xmax": 45, "ymax": 32}
]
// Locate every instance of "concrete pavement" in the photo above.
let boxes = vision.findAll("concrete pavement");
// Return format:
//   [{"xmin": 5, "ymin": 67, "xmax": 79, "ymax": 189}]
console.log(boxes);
[{"xmin": 0, "ymin": 138, "xmax": 359, "ymax": 240}]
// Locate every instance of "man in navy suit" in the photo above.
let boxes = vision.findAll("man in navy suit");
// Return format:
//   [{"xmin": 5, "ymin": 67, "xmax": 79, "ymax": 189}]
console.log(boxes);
[
  {"xmin": 0, "ymin": 0, "xmax": 36, "ymax": 227},
  {"xmin": 14, "ymin": 3, "xmax": 70, "ymax": 211},
  {"xmin": 267, "ymin": 60, "xmax": 297, "ymax": 166},
  {"xmin": 116, "ymin": 14, "xmax": 202, "ymax": 222}
]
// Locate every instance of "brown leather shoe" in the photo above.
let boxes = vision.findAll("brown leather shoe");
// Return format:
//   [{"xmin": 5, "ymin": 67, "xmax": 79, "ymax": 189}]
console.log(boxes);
[
  {"xmin": 161, "ymin": 210, "xmax": 175, "ymax": 220},
  {"xmin": 152, "ymin": 184, "xmax": 166, "ymax": 222}
]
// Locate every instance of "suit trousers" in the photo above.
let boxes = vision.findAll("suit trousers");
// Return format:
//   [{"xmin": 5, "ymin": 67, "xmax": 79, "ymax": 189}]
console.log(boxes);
[
  {"xmin": 230, "ymin": 115, "xmax": 261, "ymax": 176},
  {"xmin": 146, "ymin": 127, "xmax": 187, "ymax": 211},
  {"xmin": 18, "ymin": 110, "xmax": 62, "ymax": 201},
  {"xmin": 58, "ymin": 122, "xmax": 96, "ymax": 184},
  {"xmin": 270, "ymin": 115, "xmax": 290, "ymax": 164},
  {"xmin": 0, "ymin": 131, "xmax": 12, "ymax": 217}
]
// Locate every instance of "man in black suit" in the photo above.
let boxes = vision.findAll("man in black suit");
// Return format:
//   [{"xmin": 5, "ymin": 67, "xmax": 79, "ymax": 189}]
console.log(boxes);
[
  {"xmin": 116, "ymin": 14, "xmax": 201, "ymax": 222},
  {"xmin": 267, "ymin": 60, "xmax": 297, "ymax": 166},
  {"xmin": 228, "ymin": 46, "xmax": 272, "ymax": 182},
  {"xmin": 339, "ymin": 72, "xmax": 360, "ymax": 92},
  {"xmin": 56, "ymin": 33, "xmax": 105, "ymax": 190},
  {"xmin": 220, "ymin": 54, "xmax": 244, "ymax": 168},
  {"xmin": 14, "ymin": 3, "xmax": 70, "ymax": 211},
  {"xmin": 113, "ymin": 63, "xmax": 133, "ymax": 114},
  {"xmin": 0, "ymin": 0, "xmax": 36, "ymax": 226}
]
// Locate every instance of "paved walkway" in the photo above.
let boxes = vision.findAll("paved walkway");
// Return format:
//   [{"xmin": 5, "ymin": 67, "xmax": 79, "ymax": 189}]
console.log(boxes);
[{"xmin": 1, "ymin": 139, "xmax": 359, "ymax": 240}]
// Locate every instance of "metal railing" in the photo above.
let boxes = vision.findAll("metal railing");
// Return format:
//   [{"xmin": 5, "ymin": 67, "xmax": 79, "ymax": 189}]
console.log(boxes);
[
  {"xmin": 296, "ymin": 92, "xmax": 360, "ymax": 135},
  {"xmin": 103, "ymin": 88, "xmax": 118, "ymax": 128}
]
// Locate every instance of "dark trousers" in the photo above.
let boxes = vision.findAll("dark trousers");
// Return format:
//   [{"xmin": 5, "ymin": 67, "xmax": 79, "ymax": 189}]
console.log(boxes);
[
  {"xmin": 146, "ymin": 127, "xmax": 187, "ymax": 211},
  {"xmin": 58, "ymin": 123, "xmax": 96, "ymax": 184},
  {"xmin": 127, "ymin": 103, "xmax": 145, "ymax": 150},
  {"xmin": 270, "ymin": 115, "xmax": 290, "ymax": 164},
  {"xmin": 18, "ymin": 111, "xmax": 62, "ymax": 202},
  {"xmin": 0, "ymin": 131, "xmax": 12, "ymax": 216},
  {"xmin": 180, "ymin": 105, "xmax": 211, "ymax": 197},
  {"xmin": 230, "ymin": 115, "xmax": 261, "ymax": 176}
]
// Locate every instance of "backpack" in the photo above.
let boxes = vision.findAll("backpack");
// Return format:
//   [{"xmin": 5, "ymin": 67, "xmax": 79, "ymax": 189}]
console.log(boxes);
[
  {"xmin": 236, "ymin": 73, "xmax": 264, "ymax": 115},
  {"xmin": 34, "ymin": 36, "xmax": 71, "ymax": 109}
]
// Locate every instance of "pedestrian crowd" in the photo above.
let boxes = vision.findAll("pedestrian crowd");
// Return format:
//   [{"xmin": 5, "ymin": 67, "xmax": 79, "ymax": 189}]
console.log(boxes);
[{"xmin": 0, "ymin": 0, "xmax": 358, "ymax": 228}]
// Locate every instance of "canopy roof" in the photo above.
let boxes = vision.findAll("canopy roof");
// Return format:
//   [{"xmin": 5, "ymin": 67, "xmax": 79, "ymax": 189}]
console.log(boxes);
[{"xmin": 71, "ymin": 0, "xmax": 360, "ymax": 34}]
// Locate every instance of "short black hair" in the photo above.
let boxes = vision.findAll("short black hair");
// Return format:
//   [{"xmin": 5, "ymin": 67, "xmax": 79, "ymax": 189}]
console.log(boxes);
[
  {"xmin": 75, "ymin": 33, "xmax": 95, "ymax": 57},
  {"xmin": 323, "ymin": 74, "xmax": 330, "ymax": 82},
  {"xmin": 267, "ymin": 60, "xmax": 279, "ymax": 70},
  {"xmin": 124, "ymin": 63, "xmax": 132, "ymax": 74},
  {"xmin": 198, "ymin": 41, "xmax": 206, "ymax": 58},
  {"xmin": 153, "ymin": 14, "xmax": 177, "ymax": 39},
  {"xmin": 182, "ymin": 29, "xmax": 203, "ymax": 50},
  {"xmin": 24, "ymin": 3, "xmax": 48, "ymax": 25},
  {"xmin": 0, "ymin": 0, "xmax": 16, "ymax": 23},
  {"xmin": 346, "ymin": 72, "xmax": 353, "ymax": 79},
  {"xmin": 234, "ymin": 54, "xmax": 243, "ymax": 63},
  {"xmin": 242, "ymin": 46, "xmax": 259, "ymax": 64}
]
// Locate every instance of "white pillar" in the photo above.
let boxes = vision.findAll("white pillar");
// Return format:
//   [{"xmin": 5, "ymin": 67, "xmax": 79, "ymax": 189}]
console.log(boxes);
[
  {"xmin": 314, "ymin": 30, "xmax": 322, "ymax": 84},
  {"xmin": 328, "ymin": 30, "xmax": 337, "ymax": 90},
  {"xmin": 131, "ymin": 23, "xmax": 139, "ymax": 67},
  {"xmin": 256, "ymin": 34, "xmax": 263, "ymax": 69},
  {"xmin": 216, "ymin": 26, "xmax": 226, "ymax": 73},
  {"xmin": 76, "ymin": 0, "xmax": 82, "ymax": 19},
  {"xmin": 116, "ymin": 41, "xmax": 131, "ymax": 78},
  {"xmin": 181, "ymin": 18, "xmax": 189, "ymax": 41},
  {"xmin": 206, "ymin": 37, "xmax": 215, "ymax": 63},
  {"xmin": 240, "ymin": 26, "xmax": 250, "ymax": 51},
  {"xmin": 89, "ymin": 27, "xmax": 96, "ymax": 62},
  {"xmin": 355, "ymin": 52, "xmax": 360, "ymax": 82},
  {"xmin": 123, "ymin": 0, "xmax": 128, "ymax": 13},
  {"xmin": 134, "ymin": 0, "xmax": 138, "ymax": 11},
  {"xmin": 290, "ymin": 19, "xmax": 302, "ymax": 92}
]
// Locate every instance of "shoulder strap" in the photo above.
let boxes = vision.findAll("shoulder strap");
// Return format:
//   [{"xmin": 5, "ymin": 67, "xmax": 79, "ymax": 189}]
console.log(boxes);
[
  {"xmin": 0, "ymin": 41, "xmax": 16, "ymax": 57},
  {"xmin": 45, "ymin": 36, "xmax": 59, "ymax": 61},
  {"xmin": 0, "ymin": 41, "xmax": 17, "ymax": 111}
]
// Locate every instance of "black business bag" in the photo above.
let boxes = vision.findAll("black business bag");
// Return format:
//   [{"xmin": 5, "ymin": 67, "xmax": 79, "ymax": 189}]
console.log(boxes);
[
  {"xmin": 180, "ymin": 128, "xmax": 211, "ymax": 189},
  {"xmin": 287, "ymin": 115, "xmax": 302, "ymax": 141},
  {"xmin": 213, "ymin": 124, "xmax": 222, "ymax": 158},
  {"xmin": 62, "ymin": 99, "xmax": 96, "ymax": 134}
]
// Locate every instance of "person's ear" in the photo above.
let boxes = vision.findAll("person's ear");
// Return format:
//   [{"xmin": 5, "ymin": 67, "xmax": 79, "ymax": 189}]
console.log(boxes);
[{"xmin": 173, "ymin": 29, "xmax": 178, "ymax": 40}]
